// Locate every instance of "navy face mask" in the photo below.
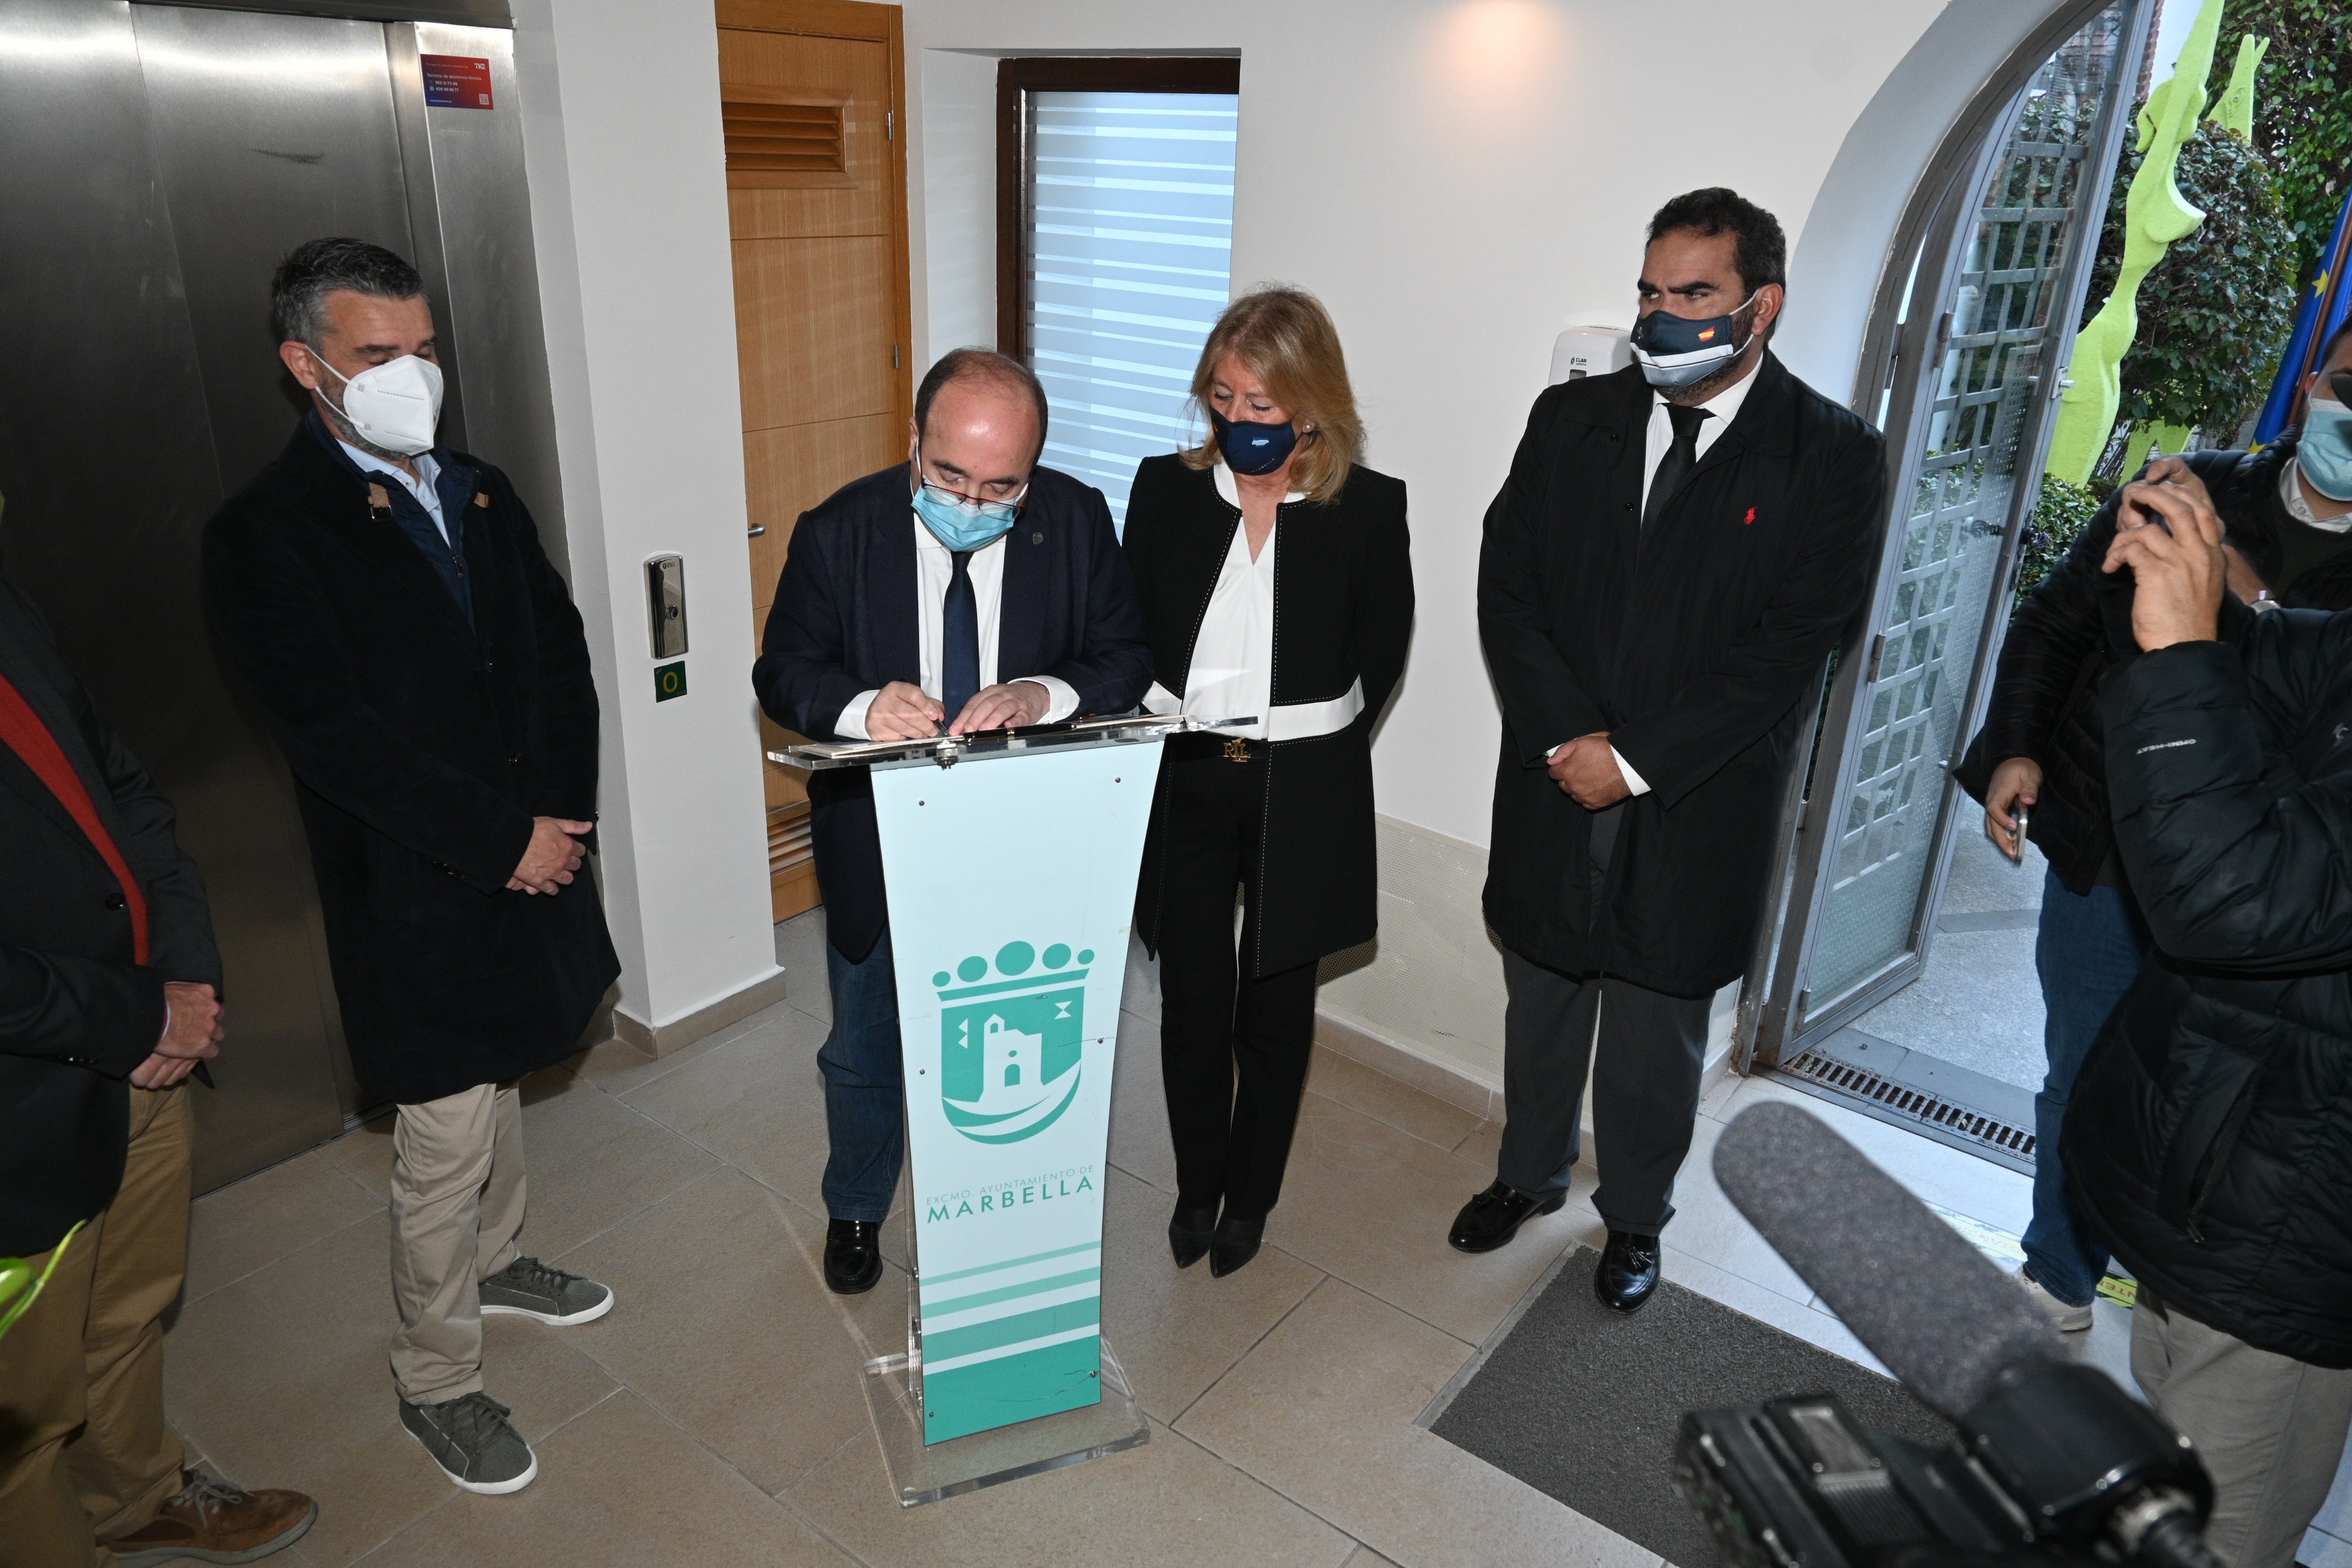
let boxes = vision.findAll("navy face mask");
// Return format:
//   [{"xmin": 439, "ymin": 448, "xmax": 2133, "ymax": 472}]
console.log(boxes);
[
  {"xmin": 1630, "ymin": 289, "xmax": 1761, "ymax": 390},
  {"xmin": 1211, "ymin": 409, "xmax": 1300, "ymax": 476}
]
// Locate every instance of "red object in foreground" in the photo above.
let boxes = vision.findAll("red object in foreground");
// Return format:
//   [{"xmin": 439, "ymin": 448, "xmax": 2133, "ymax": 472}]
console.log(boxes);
[{"xmin": 0, "ymin": 672, "xmax": 149, "ymax": 962}]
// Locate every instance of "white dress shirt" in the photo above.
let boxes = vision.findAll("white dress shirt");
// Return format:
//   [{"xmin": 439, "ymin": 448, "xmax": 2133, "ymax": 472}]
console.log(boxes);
[
  {"xmin": 1561, "ymin": 353, "xmax": 1764, "ymax": 796},
  {"xmin": 833, "ymin": 513, "xmax": 1081, "ymax": 740},
  {"xmin": 340, "ymin": 439, "xmax": 448, "ymax": 545},
  {"xmin": 1175, "ymin": 463, "xmax": 1294, "ymax": 737},
  {"xmin": 1140, "ymin": 464, "xmax": 1366, "ymax": 740}
]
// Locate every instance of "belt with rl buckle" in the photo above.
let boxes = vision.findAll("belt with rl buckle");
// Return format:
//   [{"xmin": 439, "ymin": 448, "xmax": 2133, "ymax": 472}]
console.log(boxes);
[{"xmin": 1166, "ymin": 731, "xmax": 1268, "ymax": 765}]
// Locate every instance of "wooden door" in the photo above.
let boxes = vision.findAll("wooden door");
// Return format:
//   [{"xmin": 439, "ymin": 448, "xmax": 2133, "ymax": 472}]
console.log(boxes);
[{"xmin": 718, "ymin": 0, "xmax": 912, "ymax": 921}]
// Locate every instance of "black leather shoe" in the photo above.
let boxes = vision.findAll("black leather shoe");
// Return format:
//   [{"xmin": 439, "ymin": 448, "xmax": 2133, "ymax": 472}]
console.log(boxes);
[
  {"xmin": 1447, "ymin": 1179, "xmax": 1565, "ymax": 1254},
  {"xmin": 824, "ymin": 1218, "xmax": 883, "ymax": 1295},
  {"xmin": 1208, "ymin": 1214, "xmax": 1264, "ymax": 1278},
  {"xmin": 1169, "ymin": 1203, "xmax": 1218, "ymax": 1269},
  {"xmin": 1593, "ymin": 1228, "xmax": 1661, "ymax": 1312}
]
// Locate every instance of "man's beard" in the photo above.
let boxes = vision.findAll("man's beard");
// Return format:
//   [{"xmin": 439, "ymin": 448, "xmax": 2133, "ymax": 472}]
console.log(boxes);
[
  {"xmin": 1666, "ymin": 338, "xmax": 1758, "ymax": 406},
  {"xmin": 318, "ymin": 389, "xmax": 418, "ymax": 466}
]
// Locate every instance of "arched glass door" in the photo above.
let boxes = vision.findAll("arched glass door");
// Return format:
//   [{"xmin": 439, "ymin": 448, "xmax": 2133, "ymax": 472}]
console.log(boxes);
[{"xmin": 1751, "ymin": 0, "xmax": 2147, "ymax": 1066}]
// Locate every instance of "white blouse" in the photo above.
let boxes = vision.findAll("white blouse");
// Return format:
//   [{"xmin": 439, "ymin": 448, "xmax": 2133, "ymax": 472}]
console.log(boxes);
[{"xmin": 1143, "ymin": 463, "xmax": 1364, "ymax": 741}]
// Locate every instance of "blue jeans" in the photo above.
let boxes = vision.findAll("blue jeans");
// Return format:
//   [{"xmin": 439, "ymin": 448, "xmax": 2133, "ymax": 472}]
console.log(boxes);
[
  {"xmin": 817, "ymin": 928, "xmax": 903, "ymax": 1223},
  {"xmin": 2024, "ymin": 867, "xmax": 2152, "ymax": 1306}
]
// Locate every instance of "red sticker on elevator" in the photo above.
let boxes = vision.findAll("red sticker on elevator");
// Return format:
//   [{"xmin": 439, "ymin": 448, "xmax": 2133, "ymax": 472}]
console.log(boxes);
[{"xmin": 421, "ymin": 55, "xmax": 493, "ymax": 110}]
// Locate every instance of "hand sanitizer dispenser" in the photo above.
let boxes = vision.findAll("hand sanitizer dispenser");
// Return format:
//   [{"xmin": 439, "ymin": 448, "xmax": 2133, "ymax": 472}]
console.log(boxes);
[{"xmin": 1549, "ymin": 325, "xmax": 1633, "ymax": 386}]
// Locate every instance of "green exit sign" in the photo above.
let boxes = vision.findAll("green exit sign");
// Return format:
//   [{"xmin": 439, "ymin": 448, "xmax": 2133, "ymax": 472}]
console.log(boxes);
[{"xmin": 654, "ymin": 661, "xmax": 687, "ymax": 702}]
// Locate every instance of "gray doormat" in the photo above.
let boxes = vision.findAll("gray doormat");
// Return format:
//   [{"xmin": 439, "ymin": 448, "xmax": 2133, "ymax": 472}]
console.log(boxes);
[{"xmin": 1429, "ymin": 1246, "xmax": 1950, "ymax": 1568}]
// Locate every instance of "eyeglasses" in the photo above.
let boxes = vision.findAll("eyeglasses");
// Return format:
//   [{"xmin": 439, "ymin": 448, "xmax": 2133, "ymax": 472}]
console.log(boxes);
[{"xmin": 915, "ymin": 446, "xmax": 1027, "ymax": 520}]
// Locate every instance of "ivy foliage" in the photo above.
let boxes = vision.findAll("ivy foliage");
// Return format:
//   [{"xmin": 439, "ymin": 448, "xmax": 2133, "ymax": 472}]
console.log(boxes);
[
  {"xmin": 2216, "ymin": 0, "xmax": 2350, "ymax": 290},
  {"xmin": 2081, "ymin": 119, "xmax": 2299, "ymax": 435},
  {"xmin": 2015, "ymin": 475, "xmax": 2106, "ymax": 613}
]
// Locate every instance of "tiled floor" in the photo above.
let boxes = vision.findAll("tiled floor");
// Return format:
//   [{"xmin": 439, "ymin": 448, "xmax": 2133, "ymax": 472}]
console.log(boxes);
[
  {"xmin": 1851, "ymin": 830, "xmax": 2050, "ymax": 1093},
  {"xmin": 162, "ymin": 911, "xmax": 2165, "ymax": 1568}
]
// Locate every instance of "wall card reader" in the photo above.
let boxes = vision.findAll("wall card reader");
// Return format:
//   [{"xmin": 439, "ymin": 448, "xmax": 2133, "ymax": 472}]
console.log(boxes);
[{"xmin": 646, "ymin": 554, "xmax": 687, "ymax": 658}]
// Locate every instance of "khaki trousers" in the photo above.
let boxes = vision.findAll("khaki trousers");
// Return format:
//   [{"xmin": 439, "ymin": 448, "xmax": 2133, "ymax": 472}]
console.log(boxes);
[
  {"xmin": 389, "ymin": 1080, "xmax": 527, "ymax": 1404},
  {"xmin": 0, "ymin": 1086, "xmax": 192, "ymax": 1568},
  {"xmin": 2133, "ymin": 1295, "xmax": 2352, "ymax": 1568}
]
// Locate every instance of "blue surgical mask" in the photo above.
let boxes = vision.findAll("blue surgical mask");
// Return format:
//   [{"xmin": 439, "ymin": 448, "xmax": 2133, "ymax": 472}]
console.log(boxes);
[
  {"xmin": 2302, "ymin": 387, "xmax": 2352, "ymax": 503},
  {"xmin": 909, "ymin": 451, "xmax": 1024, "ymax": 551},
  {"xmin": 1210, "ymin": 409, "xmax": 1299, "ymax": 476},
  {"xmin": 1631, "ymin": 289, "xmax": 1761, "ymax": 390}
]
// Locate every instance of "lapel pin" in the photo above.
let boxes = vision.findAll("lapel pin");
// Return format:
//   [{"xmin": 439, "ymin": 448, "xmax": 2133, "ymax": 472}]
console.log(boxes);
[{"xmin": 1031, "ymin": 531, "xmax": 1044, "ymax": 545}]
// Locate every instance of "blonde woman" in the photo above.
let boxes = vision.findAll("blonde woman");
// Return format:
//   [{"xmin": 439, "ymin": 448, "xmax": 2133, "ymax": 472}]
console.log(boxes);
[{"xmin": 1122, "ymin": 287, "xmax": 1414, "ymax": 1277}]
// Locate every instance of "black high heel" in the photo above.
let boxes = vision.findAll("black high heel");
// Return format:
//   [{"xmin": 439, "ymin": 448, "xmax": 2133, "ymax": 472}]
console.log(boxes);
[
  {"xmin": 1209, "ymin": 1214, "xmax": 1264, "ymax": 1278},
  {"xmin": 1169, "ymin": 1203, "xmax": 1218, "ymax": 1268}
]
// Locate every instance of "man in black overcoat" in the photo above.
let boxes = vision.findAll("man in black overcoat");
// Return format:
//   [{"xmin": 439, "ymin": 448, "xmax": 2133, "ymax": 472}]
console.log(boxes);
[
  {"xmin": 1454, "ymin": 190, "xmax": 1885, "ymax": 1311},
  {"xmin": 0, "ymin": 574, "xmax": 315, "ymax": 1565},
  {"xmin": 204, "ymin": 239, "xmax": 619, "ymax": 1496},
  {"xmin": 754, "ymin": 349, "xmax": 1152, "ymax": 1295}
]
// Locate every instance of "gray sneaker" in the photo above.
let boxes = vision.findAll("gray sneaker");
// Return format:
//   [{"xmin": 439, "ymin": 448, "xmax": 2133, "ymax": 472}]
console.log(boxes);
[
  {"xmin": 479, "ymin": 1255, "xmax": 613, "ymax": 1326},
  {"xmin": 399, "ymin": 1391, "xmax": 538, "ymax": 1495}
]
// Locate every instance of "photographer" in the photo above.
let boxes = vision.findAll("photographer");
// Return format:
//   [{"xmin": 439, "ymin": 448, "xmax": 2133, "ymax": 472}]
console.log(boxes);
[
  {"xmin": 2063, "ymin": 464, "xmax": 2352, "ymax": 1568},
  {"xmin": 1956, "ymin": 322, "xmax": 2352, "ymax": 1330}
]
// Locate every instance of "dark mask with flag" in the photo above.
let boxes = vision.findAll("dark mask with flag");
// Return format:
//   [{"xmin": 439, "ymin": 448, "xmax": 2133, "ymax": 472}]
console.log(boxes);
[{"xmin": 1630, "ymin": 289, "xmax": 1761, "ymax": 390}]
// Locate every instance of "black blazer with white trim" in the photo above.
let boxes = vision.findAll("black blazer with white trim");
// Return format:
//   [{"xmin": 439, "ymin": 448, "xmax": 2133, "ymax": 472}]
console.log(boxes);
[{"xmin": 1123, "ymin": 454, "xmax": 1414, "ymax": 977}]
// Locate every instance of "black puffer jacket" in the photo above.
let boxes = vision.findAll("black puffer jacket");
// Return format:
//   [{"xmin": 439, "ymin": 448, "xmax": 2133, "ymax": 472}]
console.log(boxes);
[
  {"xmin": 1954, "ymin": 439, "xmax": 2343, "ymax": 894},
  {"xmin": 2065, "ymin": 606, "xmax": 2352, "ymax": 1368}
]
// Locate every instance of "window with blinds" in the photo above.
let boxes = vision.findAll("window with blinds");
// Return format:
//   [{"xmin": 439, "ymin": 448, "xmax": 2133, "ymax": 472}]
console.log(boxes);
[{"xmin": 1014, "ymin": 84, "xmax": 1239, "ymax": 526}]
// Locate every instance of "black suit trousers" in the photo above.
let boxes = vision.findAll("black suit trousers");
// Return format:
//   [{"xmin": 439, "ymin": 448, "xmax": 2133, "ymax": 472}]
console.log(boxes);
[
  {"xmin": 1153, "ymin": 752, "xmax": 1319, "ymax": 1222},
  {"xmin": 1495, "ymin": 803, "xmax": 1710, "ymax": 1233}
]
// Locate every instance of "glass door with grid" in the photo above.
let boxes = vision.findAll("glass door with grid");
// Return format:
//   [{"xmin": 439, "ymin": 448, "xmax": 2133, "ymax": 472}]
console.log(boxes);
[{"xmin": 1753, "ymin": 2, "xmax": 2143, "ymax": 1062}]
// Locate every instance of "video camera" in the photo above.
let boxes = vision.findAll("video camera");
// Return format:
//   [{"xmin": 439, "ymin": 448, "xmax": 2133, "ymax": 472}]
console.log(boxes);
[{"xmin": 1674, "ymin": 1103, "xmax": 2220, "ymax": 1568}]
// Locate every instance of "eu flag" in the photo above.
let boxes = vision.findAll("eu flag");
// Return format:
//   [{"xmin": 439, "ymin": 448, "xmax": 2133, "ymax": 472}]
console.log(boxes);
[{"xmin": 2254, "ymin": 188, "xmax": 2352, "ymax": 447}]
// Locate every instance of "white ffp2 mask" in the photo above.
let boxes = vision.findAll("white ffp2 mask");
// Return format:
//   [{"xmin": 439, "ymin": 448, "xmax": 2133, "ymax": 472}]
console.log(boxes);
[{"xmin": 311, "ymin": 351, "xmax": 443, "ymax": 456}]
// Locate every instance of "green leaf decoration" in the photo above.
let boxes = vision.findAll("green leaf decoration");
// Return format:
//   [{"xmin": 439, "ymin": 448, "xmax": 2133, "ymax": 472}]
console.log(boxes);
[
  {"xmin": 2046, "ymin": 0, "xmax": 2224, "ymax": 483},
  {"xmin": 0, "ymin": 1222, "xmax": 84, "ymax": 1343}
]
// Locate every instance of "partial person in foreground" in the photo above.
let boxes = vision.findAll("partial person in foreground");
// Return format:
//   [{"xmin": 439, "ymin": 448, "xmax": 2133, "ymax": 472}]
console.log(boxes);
[
  {"xmin": 1957, "ymin": 319, "xmax": 2352, "ymax": 1333},
  {"xmin": 204, "ymin": 239, "xmax": 619, "ymax": 1497},
  {"xmin": 754, "ymin": 349, "xmax": 1153, "ymax": 1296},
  {"xmin": 1124, "ymin": 287, "xmax": 1414, "ymax": 1278},
  {"xmin": 0, "ymin": 572, "xmax": 314, "ymax": 1567},
  {"xmin": 2066, "ymin": 454, "xmax": 2352, "ymax": 1568},
  {"xmin": 1461, "ymin": 187, "xmax": 1885, "ymax": 1312}
]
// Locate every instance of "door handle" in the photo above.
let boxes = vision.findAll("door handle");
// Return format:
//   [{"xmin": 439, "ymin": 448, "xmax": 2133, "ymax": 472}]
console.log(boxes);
[{"xmin": 747, "ymin": 525, "xmax": 767, "ymax": 537}]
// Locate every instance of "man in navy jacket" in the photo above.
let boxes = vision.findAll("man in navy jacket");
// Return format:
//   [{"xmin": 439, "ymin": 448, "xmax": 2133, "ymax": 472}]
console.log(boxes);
[{"xmin": 754, "ymin": 349, "xmax": 1152, "ymax": 1294}]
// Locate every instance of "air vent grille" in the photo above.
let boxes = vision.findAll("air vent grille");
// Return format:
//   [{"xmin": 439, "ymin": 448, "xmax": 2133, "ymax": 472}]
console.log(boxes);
[
  {"xmin": 1781, "ymin": 1049, "xmax": 2037, "ymax": 1160},
  {"xmin": 768, "ymin": 800, "xmax": 813, "ymax": 880},
  {"xmin": 724, "ymin": 100, "xmax": 844, "ymax": 176}
]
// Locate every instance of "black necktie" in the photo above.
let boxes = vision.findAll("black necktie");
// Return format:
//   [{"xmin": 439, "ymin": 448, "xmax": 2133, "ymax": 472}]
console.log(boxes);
[
  {"xmin": 941, "ymin": 549, "xmax": 980, "ymax": 724},
  {"xmin": 1643, "ymin": 403, "xmax": 1712, "ymax": 531}
]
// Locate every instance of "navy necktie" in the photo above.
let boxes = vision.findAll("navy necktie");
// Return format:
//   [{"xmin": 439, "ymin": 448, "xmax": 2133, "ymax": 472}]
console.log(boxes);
[
  {"xmin": 1644, "ymin": 403, "xmax": 1712, "ymax": 531},
  {"xmin": 941, "ymin": 549, "xmax": 979, "ymax": 725}
]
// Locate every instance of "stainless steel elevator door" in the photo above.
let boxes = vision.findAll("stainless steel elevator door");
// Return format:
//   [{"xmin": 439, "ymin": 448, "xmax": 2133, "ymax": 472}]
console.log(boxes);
[
  {"xmin": 133, "ymin": 6, "xmax": 449, "ymax": 489},
  {"xmin": 0, "ymin": 1, "xmax": 542, "ymax": 1191}
]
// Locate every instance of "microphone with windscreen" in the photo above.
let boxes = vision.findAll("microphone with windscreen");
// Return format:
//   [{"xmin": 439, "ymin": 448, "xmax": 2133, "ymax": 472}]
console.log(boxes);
[
  {"xmin": 1711, "ymin": 1098, "xmax": 2066, "ymax": 1418},
  {"xmin": 1669, "ymin": 1101, "xmax": 2217, "ymax": 1568}
]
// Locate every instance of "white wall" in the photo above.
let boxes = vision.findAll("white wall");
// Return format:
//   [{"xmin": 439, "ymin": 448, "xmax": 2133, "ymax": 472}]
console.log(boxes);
[
  {"xmin": 508, "ymin": 0, "xmax": 779, "ymax": 1035},
  {"xmin": 490, "ymin": 0, "xmax": 2092, "ymax": 1085},
  {"xmin": 901, "ymin": 0, "xmax": 2090, "ymax": 1087},
  {"xmin": 907, "ymin": 0, "xmax": 1953, "ymax": 851}
]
